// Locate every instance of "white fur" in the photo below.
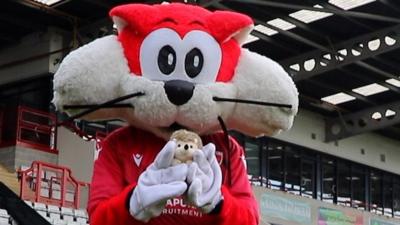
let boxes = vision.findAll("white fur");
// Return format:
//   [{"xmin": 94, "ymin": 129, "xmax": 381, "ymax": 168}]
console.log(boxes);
[
  {"xmin": 118, "ymin": 75, "xmax": 236, "ymax": 139},
  {"xmin": 53, "ymin": 36, "xmax": 298, "ymax": 139},
  {"xmin": 53, "ymin": 35, "xmax": 129, "ymax": 113},
  {"xmin": 227, "ymin": 49, "xmax": 299, "ymax": 136}
]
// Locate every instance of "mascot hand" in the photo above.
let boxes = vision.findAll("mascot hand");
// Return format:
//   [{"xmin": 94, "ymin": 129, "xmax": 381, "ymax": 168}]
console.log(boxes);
[
  {"xmin": 187, "ymin": 143, "xmax": 222, "ymax": 213},
  {"xmin": 129, "ymin": 141, "xmax": 188, "ymax": 222}
]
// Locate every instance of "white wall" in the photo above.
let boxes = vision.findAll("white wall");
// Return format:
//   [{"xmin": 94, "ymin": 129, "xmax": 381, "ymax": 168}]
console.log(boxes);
[
  {"xmin": 57, "ymin": 127, "xmax": 96, "ymax": 208},
  {"xmin": 275, "ymin": 109, "xmax": 400, "ymax": 175},
  {"xmin": 57, "ymin": 127, "xmax": 95, "ymax": 183}
]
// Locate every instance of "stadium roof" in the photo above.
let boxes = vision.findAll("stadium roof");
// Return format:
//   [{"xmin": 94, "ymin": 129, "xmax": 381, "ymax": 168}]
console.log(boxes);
[{"xmin": 1, "ymin": 0, "xmax": 399, "ymax": 141}]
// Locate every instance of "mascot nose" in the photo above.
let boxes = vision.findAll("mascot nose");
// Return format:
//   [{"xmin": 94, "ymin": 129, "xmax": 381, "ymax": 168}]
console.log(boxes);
[
  {"xmin": 164, "ymin": 80, "xmax": 194, "ymax": 106},
  {"xmin": 184, "ymin": 144, "xmax": 189, "ymax": 150}
]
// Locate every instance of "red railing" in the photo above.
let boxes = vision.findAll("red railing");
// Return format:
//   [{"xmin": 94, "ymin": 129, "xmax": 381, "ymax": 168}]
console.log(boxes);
[
  {"xmin": 16, "ymin": 106, "xmax": 57, "ymax": 153},
  {"xmin": 0, "ymin": 106, "xmax": 57, "ymax": 152},
  {"xmin": 19, "ymin": 161, "xmax": 89, "ymax": 209}
]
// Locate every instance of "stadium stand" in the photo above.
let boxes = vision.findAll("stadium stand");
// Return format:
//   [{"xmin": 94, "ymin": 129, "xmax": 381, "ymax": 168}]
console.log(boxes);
[
  {"xmin": 0, "ymin": 159, "xmax": 89, "ymax": 225},
  {"xmin": 0, "ymin": 182, "xmax": 50, "ymax": 225}
]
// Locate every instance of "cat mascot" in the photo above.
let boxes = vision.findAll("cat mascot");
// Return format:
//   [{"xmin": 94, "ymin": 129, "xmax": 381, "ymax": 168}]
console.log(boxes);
[{"xmin": 52, "ymin": 3, "xmax": 298, "ymax": 225}]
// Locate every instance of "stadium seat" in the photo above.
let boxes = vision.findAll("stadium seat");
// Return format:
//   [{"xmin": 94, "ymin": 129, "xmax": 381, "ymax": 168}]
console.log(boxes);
[
  {"xmin": 0, "ymin": 213, "xmax": 9, "ymax": 225},
  {"xmin": 23, "ymin": 200, "xmax": 33, "ymax": 208},
  {"xmin": 52, "ymin": 218, "xmax": 67, "ymax": 225},
  {"xmin": 60, "ymin": 207, "xmax": 73, "ymax": 216},
  {"xmin": 0, "ymin": 208, "xmax": 9, "ymax": 225},
  {"xmin": 0, "ymin": 209, "xmax": 8, "ymax": 217},
  {"xmin": 36, "ymin": 210, "xmax": 47, "ymax": 218},
  {"xmin": 47, "ymin": 205, "xmax": 60, "ymax": 214},
  {"xmin": 49, "ymin": 212, "xmax": 60, "ymax": 221},
  {"xmin": 33, "ymin": 202, "xmax": 46, "ymax": 212},
  {"xmin": 73, "ymin": 209, "xmax": 87, "ymax": 218}
]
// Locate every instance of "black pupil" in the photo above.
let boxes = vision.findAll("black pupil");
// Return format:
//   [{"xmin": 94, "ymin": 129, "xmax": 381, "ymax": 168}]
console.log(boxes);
[
  {"xmin": 185, "ymin": 48, "xmax": 203, "ymax": 78},
  {"xmin": 158, "ymin": 45, "xmax": 176, "ymax": 75}
]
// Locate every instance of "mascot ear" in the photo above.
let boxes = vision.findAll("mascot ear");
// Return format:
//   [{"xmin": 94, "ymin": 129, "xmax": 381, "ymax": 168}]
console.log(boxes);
[
  {"xmin": 207, "ymin": 11, "xmax": 253, "ymax": 45},
  {"xmin": 109, "ymin": 4, "xmax": 160, "ymax": 34}
]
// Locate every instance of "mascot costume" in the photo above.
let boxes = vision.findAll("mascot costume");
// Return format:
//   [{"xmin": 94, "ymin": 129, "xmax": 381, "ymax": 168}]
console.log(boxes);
[{"xmin": 52, "ymin": 3, "xmax": 298, "ymax": 225}]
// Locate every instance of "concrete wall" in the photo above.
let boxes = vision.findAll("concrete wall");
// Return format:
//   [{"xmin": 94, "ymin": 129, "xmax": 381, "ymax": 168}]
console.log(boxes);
[
  {"xmin": 275, "ymin": 109, "xmax": 400, "ymax": 175},
  {"xmin": 0, "ymin": 29, "xmax": 63, "ymax": 85},
  {"xmin": 15, "ymin": 146, "xmax": 58, "ymax": 169},
  {"xmin": 0, "ymin": 146, "xmax": 57, "ymax": 172},
  {"xmin": 57, "ymin": 127, "xmax": 96, "ymax": 208},
  {"xmin": 253, "ymin": 186, "xmax": 400, "ymax": 225}
]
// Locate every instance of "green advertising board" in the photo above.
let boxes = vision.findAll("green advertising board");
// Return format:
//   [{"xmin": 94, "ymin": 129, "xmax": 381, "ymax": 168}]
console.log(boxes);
[
  {"xmin": 318, "ymin": 207, "xmax": 363, "ymax": 225},
  {"xmin": 260, "ymin": 193, "xmax": 311, "ymax": 224},
  {"xmin": 370, "ymin": 218, "xmax": 400, "ymax": 225}
]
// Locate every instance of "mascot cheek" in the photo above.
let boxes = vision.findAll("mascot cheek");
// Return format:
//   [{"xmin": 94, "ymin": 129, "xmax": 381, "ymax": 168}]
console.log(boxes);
[
  {"xmin": 177, "ymin": 83, "xmax": 236, "ymax": 134},
  {"xmin": 227, "ymin": 49, "xmax": 299, "ymax": 136},
  {"xmin": 119, "ymin": 75, "xmax": 177, "ymax": 127},
  {"xmin": 53, "ymin": 36, "xmax": 130, "ymax": 119}
]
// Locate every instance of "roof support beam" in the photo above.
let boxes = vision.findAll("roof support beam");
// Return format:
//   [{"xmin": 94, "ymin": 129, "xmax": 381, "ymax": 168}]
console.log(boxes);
[
  {"xmin": 378, "ymin": 0, "xmax": 400, "ymax": 14},
  {"xmin": 279, "ymin": 24, "xmax": 400, "ymax": 81},
  {"xmin": 80, "ymin": 0, "xmax": 112, "ymax": 8},
  {"xmin": 229, "ymin": 0, "xmax": 400, "ymax": 23},
  {"xmin": 307, "ymin": 0, "xmax": 373, "ymax": 31},
  {"xmin": 250, "ymin": 30, "xmax": 298, "ymax": 54},
  {"xmin": 14, "ymin": 0, "xmax": 79, "ymax": 23},
  {"xmin": 198, "ymin": 0, "xmax": 223, "ymax": 7},
  {"xmin": 0, "ymin": 13, "xmax": 47, "ymax": 31},
  {"xmin": 226, "ymin": 2, "xmax": 330, "ymax": 45},
  {"xmin": 214, "ymin": 2, "xmax": 330, "ymax": 51},
  {"xmin": 339, "ymin": 68, "xmax": 400, "ymax": 95},
  {"xmin": 307, "ymin": 79, "xmax": 377, "ymax": 106},
  {"xmin": 325, "ymin": 101, "xmax": 400, "ymax": 141}
]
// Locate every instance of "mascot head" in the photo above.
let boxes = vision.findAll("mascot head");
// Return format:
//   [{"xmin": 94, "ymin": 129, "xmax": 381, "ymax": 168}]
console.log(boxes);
[{"xmin": 53, "ymin": 3, "xmax": 298, "ymax": 140}]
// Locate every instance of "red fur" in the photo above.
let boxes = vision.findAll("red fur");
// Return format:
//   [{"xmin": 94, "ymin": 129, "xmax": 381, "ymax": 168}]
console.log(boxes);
[{"xmin": 109, "ymin": 3, "xmax": 253, "ymax": 82}]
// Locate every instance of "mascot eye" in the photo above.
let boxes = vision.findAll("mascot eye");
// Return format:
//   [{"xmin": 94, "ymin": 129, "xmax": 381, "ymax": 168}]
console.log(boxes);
[
  {"xmin": 185, "ymin": 48, "xmax": 203, "ymax": 78},
  {"xmin": 182, "ymin": 31, "xmax": 222, "ymax": 84},
  {"xmin": 178, "ymin": 144, "xmax": 181, "ymax": 147},
  {"xmin": 140, "ymin": 28, "xmax": 181, "ymax": 81},
  {"xmin": 158, "ymin": 45, "xmax": 176, "ymax": 75},
  {"xmin": 189, "ymin": 145, "xmax": 193, "ymax": 149},
  {"xmin": 140, "ymin": 28, "xmax": 221, "ymax": 83}
]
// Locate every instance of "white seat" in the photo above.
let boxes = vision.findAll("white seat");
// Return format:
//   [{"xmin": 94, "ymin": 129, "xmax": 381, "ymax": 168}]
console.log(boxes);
[
  {"xmin": 47, "ymin": 205, "xmax": 60, "ymax": 214},
  {"xmin": 66, "ymin": 221, "xmax": 80, "ymax": 225},
  {"xmin": 53, "ymin": 218, "xmax": 67, "ymax": 225},
  {"xmin": 0, "ymin": 217, "xmax": 9, "ymax": 225},
  {"xmin": 62, "ymin": 215, "xmax": 74, "ymax": 222},
  {"xmin": 73, "ymin": 209, "xmax": 87, "ymax": 219},
  {"xmin": 33, "ymin": 202, "xmax": 47, "ymax": 212},
  {"xmin": 60, "ymin": 207, "xmax": 74, "ymax": 216},
  {"xmin": 0, "ymin": 209, "xmax": 8, "ymax": 217},
  {"xmin": 49, "ymin": 213, "xmax": 60, "ymax": 220},
  {"xmin": 45, "ymin": 217, "xmax": 53, "ymax": 223},
  {"xmin": 37, "ymin": 210, "xmax": 47, "ymax": 218},
  {"xmin": 23, "ymin": 200, "xmax": 33, "ymax": 208},
  {"xmin": 10, "ymin": 216, "xmax": 19, "ymax": 225},
  {"xmin": 76, "ymin": 217, "xmax": 87, "ymax": 224}
]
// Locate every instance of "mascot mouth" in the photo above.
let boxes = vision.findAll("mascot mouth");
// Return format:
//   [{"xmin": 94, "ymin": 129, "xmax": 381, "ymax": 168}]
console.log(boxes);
[{"xmin": 161, "ymin": 122, "xmax": 188, "ymax": 133}]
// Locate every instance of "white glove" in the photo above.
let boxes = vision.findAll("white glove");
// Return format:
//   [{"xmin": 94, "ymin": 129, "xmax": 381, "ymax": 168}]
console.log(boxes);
[
  {"xmin": 186, "ymin": 143, "xmax": 223, "ymax": 213},
  {"xmin": 129, "ymin": 141, "xmax": 188, "ymax": 222}
]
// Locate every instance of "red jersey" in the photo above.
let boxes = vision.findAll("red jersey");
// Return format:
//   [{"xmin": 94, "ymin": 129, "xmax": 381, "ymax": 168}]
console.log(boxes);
[{"xmin": 88, "ymin": 127, "xmax": 259, "ymax": 225}]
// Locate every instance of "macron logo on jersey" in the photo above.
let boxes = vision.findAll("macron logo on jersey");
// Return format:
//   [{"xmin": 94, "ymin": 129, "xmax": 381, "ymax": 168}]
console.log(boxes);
[{"xmin": 133, "ymin": 154, "xmax": 143, "ymax": 167}]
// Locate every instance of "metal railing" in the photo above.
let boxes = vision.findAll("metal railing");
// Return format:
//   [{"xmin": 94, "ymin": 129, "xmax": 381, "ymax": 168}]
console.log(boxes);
[
  {"xmin": 16, "ymin": 106, "xmax": 57, "ymax": 153},
  {"xmin": 18, "ymin": 161, "xmax": 89, "ymax": 209}
]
